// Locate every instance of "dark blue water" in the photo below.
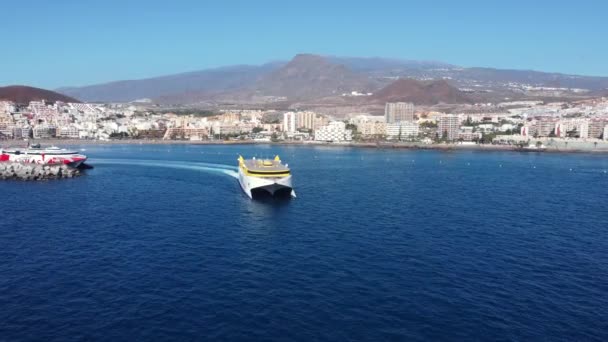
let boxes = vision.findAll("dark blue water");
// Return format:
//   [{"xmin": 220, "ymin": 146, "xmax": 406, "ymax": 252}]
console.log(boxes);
[{"xmin": 1, "ymin": 144, "xmax": 608, "ymax": 341}]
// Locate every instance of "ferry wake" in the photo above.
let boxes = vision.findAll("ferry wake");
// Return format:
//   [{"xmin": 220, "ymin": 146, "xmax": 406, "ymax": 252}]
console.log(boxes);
[{"xmin": 238, "ymin": 155, "xmax": 295, "ymax": 199}]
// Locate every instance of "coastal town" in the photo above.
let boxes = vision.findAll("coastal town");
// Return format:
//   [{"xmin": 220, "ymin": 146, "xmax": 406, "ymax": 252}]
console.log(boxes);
[
  {"xmin": 1, "ymin": 97, "xmax": 608, "ymax": 151},
  {"xmin": 4, "ymin": 2, "xmax": 608, "ymax": 341}
]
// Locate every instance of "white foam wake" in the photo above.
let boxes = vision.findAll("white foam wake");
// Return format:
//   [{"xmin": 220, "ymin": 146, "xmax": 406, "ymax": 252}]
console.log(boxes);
[{"xmin": 93, "ymin": 159, "xmax": 239, "ymax": 179}]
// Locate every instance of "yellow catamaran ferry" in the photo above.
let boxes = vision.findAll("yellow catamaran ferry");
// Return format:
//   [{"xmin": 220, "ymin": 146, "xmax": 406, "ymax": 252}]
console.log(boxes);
[{"xmin": 238, "ymin": 155, "xmax": 295, "ymax": 199}]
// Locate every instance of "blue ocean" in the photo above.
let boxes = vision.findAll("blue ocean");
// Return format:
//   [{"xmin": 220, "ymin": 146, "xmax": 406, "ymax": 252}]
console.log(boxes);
[{"xmin": 1, "ymin": 144, "xmax": 607, "ymax": 341}]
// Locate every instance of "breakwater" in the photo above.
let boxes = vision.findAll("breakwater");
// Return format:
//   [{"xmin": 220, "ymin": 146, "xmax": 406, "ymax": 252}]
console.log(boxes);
[{"xmin": 0, "ymin": 162, "xmax": 81, "ymax": 180}]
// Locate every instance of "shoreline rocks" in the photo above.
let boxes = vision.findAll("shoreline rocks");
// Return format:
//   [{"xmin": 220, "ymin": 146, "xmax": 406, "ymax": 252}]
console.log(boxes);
[{"xmin": 0, "ymin": 162, "xmax": 81, "ymax": 181}]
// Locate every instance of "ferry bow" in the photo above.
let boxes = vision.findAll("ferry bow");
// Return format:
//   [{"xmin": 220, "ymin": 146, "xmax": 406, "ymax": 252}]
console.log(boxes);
[{"xmin": 238, "ymin": 155, "xmax": 296, "ymax": 199}]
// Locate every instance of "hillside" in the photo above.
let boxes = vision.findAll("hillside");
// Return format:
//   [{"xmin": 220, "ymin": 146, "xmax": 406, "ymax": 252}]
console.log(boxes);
[
  {"xmin": 372, "ymin": 79, "xmax": 472, "ymax": 105},
  {"xmin": 0, "ymin": 85, "xmax": 80, "ymax": 104},
  {"xmin": 251, "ymin": 54, "xmax": 377, "ymax": 100},
  {"xmin": 57, "ymin": 63, "xmax": 283, "ymax": 103}
]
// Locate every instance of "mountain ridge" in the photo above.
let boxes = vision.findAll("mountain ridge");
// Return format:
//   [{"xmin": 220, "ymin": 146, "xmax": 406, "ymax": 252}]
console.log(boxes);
[
  {"xmin": 249, "ymin": 54, "xmax": 377, "ymax": 100},
  {"xmin": 57, "ymin": 63, "xmax": 284, "ymax": 103},
  {"xmin": 53, "ymin": 54, "xmax": 608, "ymax": 103}
]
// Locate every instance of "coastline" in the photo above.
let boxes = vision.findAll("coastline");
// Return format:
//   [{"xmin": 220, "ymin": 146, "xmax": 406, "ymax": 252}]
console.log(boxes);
[{"xmin": 7, "ymin": 138, "xmax": 607, "ymax": 154}]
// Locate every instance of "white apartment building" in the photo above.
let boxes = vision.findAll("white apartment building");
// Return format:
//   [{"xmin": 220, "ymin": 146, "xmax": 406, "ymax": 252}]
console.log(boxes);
[
  {"xmin": 33, "ymin": 124, "xmax": 56, "ymax": 139},
  {"xmin": 349, "ymin": 114, "xmax": 385, "ymax": 125},
  {"xmin": 12, "ymin": 127, "xmax": 23, "ymax": 139},
  {"xmin": 580, "ymin": 121, "xmax": 590, "ymax": 139},
  {"xmin": 0, "ymin": 101, "xmax": 16, "ymax": 114},
  {"xmin": 314, "ymin": 116, "xmax": 329, "ymax": 131},
  {"xmin": 588, "ymin": 119, "xmax": 607, "ymax": 139},
  {"xmin": 385, "ymin": 102, "xmax": 415, "ymax": 123},
  {"xmin": 20, "ymin": 126, "xmax": 32, "ymax": 138},
  {"xmin": 555, "ymin": 119, "xmax": 589, "ymax": 138},
  {"xmin": 283, "ymin": 112, "xmax": 296, "ymax": 133},
  {"xmin": 0, "ymin": 112, "xmax": 13, "ymax": 126},
  {"xmin": 357, "ymin": 122, "xmax": 387, "ymax": 137},
  {"xmin": 458, "ymin": 127, "xmax": 482, "ymax": 141},
  {"xmin": 521, "ymin": 125, "xmax": 535, "ymax": 137},
  {"xmin": 314, "ymin": 121, "xmax": 352, "ymax": 142},
  {"xmin": 297, "ymin": 111, "xmax": 316, "ymax": 130},
  {"xmin": 386, "ymin": 121, "xmax": 419, "ymax": 140},
  {"xmin": 399, "ymin": 121, "xmax": 419, "ymax": 138},
  {"xmin": 283, "ymin": 111, "xmax": 317, "ymax": 132},
  {"xmin": 58, "ymin": 126, "xmax": 80, "ymax": 139},
  {"xmin": 536, "ymin": 118, "xmax": 559, "ymax": 137},
  {"xmin": 438, "ymin": 114, "xmax": 460, "ymax": 141},
  {"xmin": 0, "ymin": 125, "xmax": 14, "ymax": 138}
]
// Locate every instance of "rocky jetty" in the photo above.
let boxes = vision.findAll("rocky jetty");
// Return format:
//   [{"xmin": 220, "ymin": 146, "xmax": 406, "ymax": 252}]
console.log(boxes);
[{"xmin": 0, "ymin": 162, "xmax": 81, "ymax": 181}]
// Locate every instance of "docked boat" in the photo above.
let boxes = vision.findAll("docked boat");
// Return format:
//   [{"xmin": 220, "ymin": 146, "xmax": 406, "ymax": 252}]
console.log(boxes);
[
  {"xmin": 0, "ymin": 144, "xmax": 87, "ymax": 167},
  {"xmin": 521, "ymin": 143, "xmax": 547, "ymax": 152},
  {"xmin": 238, "ymin": 155, "xmax": 295, "ymax": 199}
]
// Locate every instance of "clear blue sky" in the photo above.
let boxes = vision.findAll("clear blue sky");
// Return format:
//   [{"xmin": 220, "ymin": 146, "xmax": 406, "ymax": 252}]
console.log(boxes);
[{"xmin": 1, "ymin": 0, "xmax": 607, "ymax": 89}]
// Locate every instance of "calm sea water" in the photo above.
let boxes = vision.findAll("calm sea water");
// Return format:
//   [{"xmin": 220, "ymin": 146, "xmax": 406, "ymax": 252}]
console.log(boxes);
[{"xmin": 1, "ymin": 144, "xmax": 608, "ymax": 341}]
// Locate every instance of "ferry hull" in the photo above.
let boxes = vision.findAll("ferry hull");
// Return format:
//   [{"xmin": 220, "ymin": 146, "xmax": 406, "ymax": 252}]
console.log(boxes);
[
  {"xmin": 0, "ymin": 153, "xmax": 87, "ymax": 167},
  {"xmin": 238, "ymin": 170, "xmax": 295, "ymax": 199}
]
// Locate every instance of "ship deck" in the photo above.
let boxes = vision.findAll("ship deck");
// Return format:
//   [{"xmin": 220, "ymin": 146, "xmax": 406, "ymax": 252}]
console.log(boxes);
[
  {"xmin": 242, "ymin": 159, "xmax": 290, "ymax": 173},
  {"xmin": 2, "ymin": 149, "xmax": 79, "ymax": 155}
]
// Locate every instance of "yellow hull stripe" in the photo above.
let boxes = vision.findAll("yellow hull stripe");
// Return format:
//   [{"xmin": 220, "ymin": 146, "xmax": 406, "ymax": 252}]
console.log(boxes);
[{"xmin": 239, "ymin": 164, "xmax": 290, "ymax": 178}]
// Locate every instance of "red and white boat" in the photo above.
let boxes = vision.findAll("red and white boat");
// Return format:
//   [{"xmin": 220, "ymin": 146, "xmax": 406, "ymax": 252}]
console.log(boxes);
[{"xmin": 0, "ymin": 144, "xmax": 87, "ymax": 167}]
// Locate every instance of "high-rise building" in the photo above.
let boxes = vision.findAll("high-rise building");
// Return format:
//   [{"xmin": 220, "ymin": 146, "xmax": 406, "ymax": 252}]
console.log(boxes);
[
  {"xmin": 555, "ymin": 118, "xmax": 589, "ymax": 138},
  {"xmin": 297, "ymin": 111, "xmax": 316, "ymax": 130},
  {"xmin": 579, "ymin": 120, "xmax": 589, "ymax": 139},
  {"xmin": 385, "ymin": 102, "xmax": 414, "ymax": 123},
  {"xmin": 521, "ymin": 125, "xmax": 537, "ymax": 137},
  {"xmin": 588, "ymin": 119, "xmax": 607, "ymax": 139},
  {"xmin": 437, "ymin": 114, "xmax": 460, "ymax": 141},
  {"xmin": 536, "ymin": 118, "xmax": 558, "ymax": 137},
  {"xmin": 283, "ymin": 111, "xmax": 317, "ymax": 132},
  {"xmin": 283, "ymin": 112, "xmax": 296, "ymax": 133}
]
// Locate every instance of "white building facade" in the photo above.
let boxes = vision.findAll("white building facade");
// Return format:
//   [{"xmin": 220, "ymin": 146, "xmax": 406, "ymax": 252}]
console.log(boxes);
[
  {"xmin": 385, "ymin": 102, "xmax": 415, "ymax": 123},
  {"xmin": 283, "ymin": 112, "xmax": 296, "ymax": 133},
  {"xmin": 438, "ymin": 114, "xmax": 460, "ymax": 141},
  {"xmin": 314, "ymin": 121, "xmax": 352, "ymax": 142},
  {"xmin": 386, "ymin": 121, "xmax": 419, "ymax": 140}
]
